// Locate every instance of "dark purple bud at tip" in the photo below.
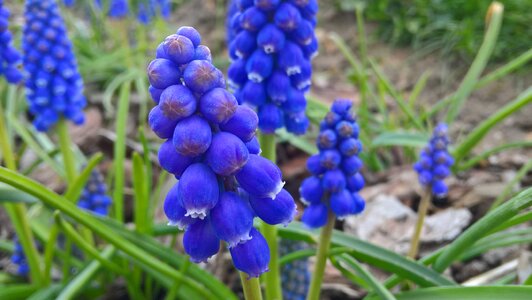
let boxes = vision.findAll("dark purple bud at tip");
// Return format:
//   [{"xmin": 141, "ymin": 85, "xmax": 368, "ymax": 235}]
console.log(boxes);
[
  {"xmin": 176, "ymin": 26, "xmax": 201, "ymax": 47},
  {"xmin": 230, "ymin": 228, "xmax": 270, "ymax": 278},
  {"xmin": 178, "ymin": 163, "xmax": 219, "ymax": 219},
  {"xmin": 206, "ymin": 132, "xmax": 249, "ymax": 176},
  {"xmin": 210, "ymin": 192, "xmax": 254, "ymax": 248},
  {"xmin": 183, "ymin": 60, "xmax": 225, "ymax": 94},
  {"xmin": 163, "ymin": 34, "xmax": 196, "ymax": 65},
  {"xmin": 184, "ymin": 219, "xmax": 220, "ymax": 263},
  {"xmin": 250, "ymin": 189, "xmax": 296, "ymax": 226},
  {"xmin": 199, "ymin": 88, "xmax": 238, "ymax": 124},
  {"xmin": 220, "ymin": 106, "xmax": 258, "ymax": 142},
  {"xmin": 236, "ymin": 154, "xmax": 284, "ymax": 199},
  {"xmin": 173, "ymin": 115, "xmax": 212, "ymax": 157}
]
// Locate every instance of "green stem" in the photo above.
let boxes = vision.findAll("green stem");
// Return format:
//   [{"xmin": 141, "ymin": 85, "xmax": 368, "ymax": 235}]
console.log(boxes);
[
  {"xmin": 258, "ymin": 133, "xmax": 282, "ymax": 300},
  {"xmin": 43, "ymin": 222, "xmax": 60, "ymax": 285},
  {"xmin": 408, "ymin": 189, "xmax": 431, "ymax": 259},
  {"xmin": 307, "ymin": 210, "xmax": 335, "ymax": 300},
  {"xmin": 240, "ymin": 272, "xmax": 263, "ymax": 300},
  {"xmin": 0, "ymin": 104, "xmax": 43, "ymax": 285},
  {"xmin": 56, "ymin": 119, "xmax": 77, "ymax": 185}
]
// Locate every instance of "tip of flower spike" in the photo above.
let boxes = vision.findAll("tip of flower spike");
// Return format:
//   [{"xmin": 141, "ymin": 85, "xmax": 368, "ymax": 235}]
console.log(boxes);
[
  {"xmin": 266, "ymin": 181, "xmax": 285, "ymax": 199},
  {"xmin": 184, "ymin": 208, "xmax": 208, "ymax": 220}
]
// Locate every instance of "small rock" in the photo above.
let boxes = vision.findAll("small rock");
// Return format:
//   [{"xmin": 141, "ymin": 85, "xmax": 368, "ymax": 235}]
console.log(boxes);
[{"xmin": 422, "ymin": 208, "xmax": 472, "ymax": 243}]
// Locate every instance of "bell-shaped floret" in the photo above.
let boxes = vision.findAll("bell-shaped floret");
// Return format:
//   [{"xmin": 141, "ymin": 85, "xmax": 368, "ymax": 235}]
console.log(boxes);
[
  {"xmin": 210, "ymin": 192, "xmax": 255, "ymax": 247},
  {"xmin": 249, "ymin": 189, "xmax": 296, "ymax": 226},
  {"xmin": 258, "ymin": 103, "xmax": 283, "ymax": 134},
  {"xmin": 330, "ymin": 189, "xmax": 355, "ymax": 218},
  {"xmin": 246, "ymin": 49, "xmax": 273, "ymax": 82},
  {"xmin": 322, "ymin": 169, "xmax": 346, "ymax": 193},
  {"xmin": 301, "ymin": 203, "xmax": 328, "ymax": 229},
  {"xmin": 177, "ymin": 163, "xmax": 219, "ymax": 219},
  {"xmin": 183, "ymin": 218, "xmax": 220, "ymax": 263},
  {"xmin": 163, "ymin": 183, "xmax": 197, "ymax": 229},
  {"xmin": 257, "ymin": 23, "xmax": 286, "ymax": 54},
  {"xmin": 230, "ymin": 228, "xmax": 270, "ymax": 278},
  {"xmin": 299, "ymin": 176, "xmax": 323, "ymax": 205},
  {"xmin": 236, "ymin": 154, "xmax": 284, "ymax": 199}
]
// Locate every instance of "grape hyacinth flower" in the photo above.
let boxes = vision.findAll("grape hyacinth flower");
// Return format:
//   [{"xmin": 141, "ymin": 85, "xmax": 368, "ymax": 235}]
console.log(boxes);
[
  {"xmin": 413, "ymin": 123, "xmax": 453, "ymax": 196},
  {"xmin": 226, "ymin": 0, "xmax": 318, "ymax": 135},
  {"xmin": 147, "ymin": 26, "xmax": 296, "ymax": 277},
  {"xmin": 108, "ymin": 0, "xmax": 128, "ymax": 19},
  {"xmin": 300, "ymin": 99, "xmax": 365, "ymax": 228},
  {"xmin": 0, "ymin": 1, "xmax": 23, "ymax": 84},
  {"xmin": 23, "ymin": 0, "xmax": 86, "ymax": 132},
  {"xmin": 77, "ymin": 169, "xmax": 112, "ymax": 216},
  {"xmin": 11, "ymin": 240, "xmax": 29, "ymax": 276},
  {"xmin": 280, "ymin": 240, "xmax": 310, "ymax": 300}
]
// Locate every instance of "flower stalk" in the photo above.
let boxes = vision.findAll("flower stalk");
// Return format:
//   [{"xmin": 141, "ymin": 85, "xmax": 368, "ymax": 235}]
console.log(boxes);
[
  {"xmin": 57, "ymin": 118, "xmax": 77, "ymax": 186},
  {"xmin": 240, "ymin": 272, "xmax": 263, "ymax": 300},
  {"xmin": 307, "ymin": 210, "xmax": 335, "ymax": 300},
  {"xmin": 408, "ymin": 188, "xmax": 431, "ymax": 259}
]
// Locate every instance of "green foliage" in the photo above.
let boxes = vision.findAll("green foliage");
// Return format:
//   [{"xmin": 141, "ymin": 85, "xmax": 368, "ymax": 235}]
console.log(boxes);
[{"xmin": 337, "ymin": 0, "xmax": 532, "ymax": 62}]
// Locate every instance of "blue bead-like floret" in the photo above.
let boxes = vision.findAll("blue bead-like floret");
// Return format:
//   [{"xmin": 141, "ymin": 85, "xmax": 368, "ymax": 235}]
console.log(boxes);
[
  {"xmin": 23, "ymin": 0, "xmax": 86, "ymax": 132},
  {"xmin": 11, "ymin": 239, "xmax": 29, "ymax": 276},
  {"xmin": 77, "ymin": 169, "xmax": 112, "ymax": 216},
  {"xmin": 301, "ymin": 99, "xmax": 365, "ymax": 228},
  {"xmin": 413, "ymin": 123, "xmax": 453, "ymax": 196},
  {"xmin": 0, "ymin": 2, "xmax": 23, "ymax": 84},
  {"xmin": 227, "ymin": 0, "xmax": 318, "ymax": 135},
  {"xmin": 147, "ymin": 27, "xmax": 295, "ymax": 277}
]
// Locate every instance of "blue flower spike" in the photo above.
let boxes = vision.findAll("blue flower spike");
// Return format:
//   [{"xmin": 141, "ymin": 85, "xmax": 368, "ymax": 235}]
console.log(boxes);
[
  {"xmin": 23, "ymin": 0, "xmax": 86, "ymax": 132},
  {"xmin": 301, "ymin": 99, "xmax": 365, "ymax": 228},
  {"xmin": 0, "ymin": 1, "xmax": 23, "ymax": 84},
  {"xmin": 413, "ymin": 123, "xmax": 453, "ymax": 197},
  {"xmin": 147, "ymin": 26, "xmax": 296, "ymax": 277},
  {"xmin": 11, "ymin": 240, "xmax": 29, "ymax": 276},
  {"xmin": 227, "ymin": 0, "xmax": 318, "ymax": 135},
  {"xmin": 77, "ymin": 169, "xmax": 112, "ymax": 216}
]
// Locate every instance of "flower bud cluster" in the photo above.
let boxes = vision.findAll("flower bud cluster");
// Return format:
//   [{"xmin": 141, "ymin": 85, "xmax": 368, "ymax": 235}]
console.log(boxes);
[
  {"xmin": 300, "ymin": 99, "xmax": 365, "ymax": 228},
  {"xmin": 413, "ymin": 123, "xmax": 453, "ymax": 196},
  {"xmin": 280, "ymin": 239, "xmax": 310, "ymax": 300},
  {"xmin": 77, "ymin": 169, "xmax": 112, "ymax": 216},
  {"xmin": 147, "ymin": 26, "xmax": 296, "ymax": 277},
  {"xmin": 0, "ymin": 1, "xmax": 23, "ymax": 84},
  {"xmin": 11, "ymin": 240, "xmax": 29, "ymax": 276},
  {"xmin": 226, "ymin": 0, "xmax": 318, "ymax": 135},
  {"xmin": 23, "ymin": 0, "xmax": 86, "ymax": 132}
]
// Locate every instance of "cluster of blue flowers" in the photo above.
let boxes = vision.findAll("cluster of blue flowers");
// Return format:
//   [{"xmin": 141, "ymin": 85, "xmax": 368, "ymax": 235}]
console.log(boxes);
[
  {"xmin": 300, "ymin": 99, "xmax": 365, "ymax": 228},
  {"xmin": 147, "ymin": 26, "xmax": 296, "ymax": 277},
  {"xmin": 23, "ymin": 0, "xmax": 86, "ymax": 132},
  {"xmin": 226, "ymin": 0, "xmax": 318, "ymax": 135},
  {"xmin": 77, "ymin": 169, "xmax": 112, "ymax": 216},
  {"xmin": 413, "ymin": 123, "xmax": 453, "ymax": 196},
  {"xmin": 105, "ymin": 0, "xmax": 170, "ymax": 23},
  {"xmin": 280, "ymin": 240, "xmax": 310, "ymax": 300},
  {"xmin": 11, "ymin": 240, "xmax": 29, "ymax": 276},
  {"xmin": 0, "ymin": 1, "xmax": 23, "ymax": 84}
]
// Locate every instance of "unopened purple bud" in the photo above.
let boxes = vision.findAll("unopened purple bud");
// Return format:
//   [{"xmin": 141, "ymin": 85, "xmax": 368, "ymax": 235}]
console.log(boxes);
[
  {"xmin": 178, "ymin": 163, "xmax": 219, "ymax": 219},
  {"xmin": 228, "ymin": 59, "xmax": 247, "ymax": 89},
  {"xmin": 351, "ymin": 193, "xmax": 365, "ymax": 214},
  {"xmin": 341, "ymin": 156, "xmax": 363, "ymax": 175},
  {"xmin": 156, "ymin": 42, "xmax": 168, "ymax": 59},
  {"xmin": 241, "ymin": 81, "xmax": 267, "ymax": 106},
  {"xmin": 285, "ymin": 111, "xmax": 309, "ymax": 135},
  {"xmin": 301, "ymin": 203, "xmax": 328, "ymax": 229},
  {"xmin": 199, "ymin": 88, "xmax": 238, "ymax": 124},
  {"xmin": 149, "ymin": 85, "xmax": 164, "ymax": 104},
  {"xmin": 158, "ymin": 140, "xmax": 196, "ymax": 178},
  {"xmin": 246, "ymin": 49, "xmax": 273, "ymax": 82},
  {"xmin": 320, "ymin": 149, "xmax": 341, "ymax": 169},
  {"xmin": 159, "ymin": 85, "xmax": 197, "ymax": 121},
  {"xmin": 278, "ymin": 41, "xmax": 304, "ymax": 75},
  {"xmin": 346, "ymin": 173, "xmax": 364, "ymax": 192},
  {"xmin": 282, "ymin": 89, "xmax": 307, "ymax": 113},
  {"xmin": 258, "ymin": 103, "xmax": 283, "ymax": 133},
  {"xmin": 148, "ymin": 106, "xmax": 178, "ymax": 139},
  {"xmin": 183, "ymin": 60, "xmax": 225, "ymax": 94},
  {"xmin": 240, "ymin": 7, "xmax": 267, "ymax": 31},
  {"xmin": 246, "ymin": 137, "xmax": 261, "ymax": 155},
  {"xmin": 317, "ymin": 129, "xmax": 337, "ymax": 149},
  {"xmin": 210, "ymin": 192, "xmax": 254, "ymax": 247},
  {"xmin": 254, "ymin": 0, "xmax": 280, "ymax": 11},
  {"xmin": 299, "ymin": 176, "xmax": 323, "ymax": 205},
  {"xmin": 164, "ymin": 184, "xmax": 197, "ymax": 229},
  {"xmin": 206, "ymin": 132, "xmax": 249, "ymax": 176},
  {"xmin": 274, "ymin": 3, "xmax": 301, "ymax": 31},
  {"xmin": 339, "ymin": 138, "xmax": 362, "ymax": 156},
  {"xmin": 194, "ymin": 45, "xmax": 212, "ymax": 62},
  {"xmin": 172, "ymin": 115, "xmax": 212, "ymax": 156},
  {"xmin": 163, "ymin": 34, "xmax": 196, "ymax": 65},
  {"xmin": 307, "ymin": 154, "xmax": 325, "ymax": 175},
  {"xmin": 230, "ymin": 228, "xmax": 270, "ymax": 278},
  {"xmin": 322, "ymin": 169, "xmax": 346, "ymax": 193},
  {"xmin": 220, "ymin": 106, "xmax": 258, "ymax": 142},
  {"xmin": 335, "ymin": 120, "xmax": 358, "ymax": 138},
  {"xmin": 331, "ymin": 99, "xmax": 352, "ymax": 115},
  {"xmin": 183, "ymin": 218, "xmax": 220, "ymax": 263},
  {"xmin": 419, "ymin": 171, "xmax": 432, "ymax": 185},
  {"xmin": 147, "ymin": 59, "xmax": 181, "ymax": 89},
  {"xmin": 291, "ymin": 20, "xmax": 314, "ymax": 45},
  {"xmin": 267, "ymin": 71, "xmax": 290, "ymax": 103},
  {"xmin": 257, "ymin": 24, "xmax": 286, "ymax": 53},
  {"xmin": 330, "ymin": 189, "xmax": 355, "ymax": 218},
  {"xmin": 250, "ymin": 189, "xmax": 296, "ymax": 226},
  {"xmin": 323, "ymin": 111, "xmax": 341, "ymax": 127},
  {"xmin": 432, "ymin": 180, "xmax": 448, "ymax": 196},
  {"xmin": 236, "ymin": 154, "xmax": 284, "ymax": 199},
  {"xmin": 176, "ymin": 26, "xmax": 201, "ymax": 47},
  {"xmin": 233, "ymin": 31, "xmax": 256, "ymax": 58},
  {"xmin": 433, "ymin": 165, "xmax": 450, "ymax": 179}
]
